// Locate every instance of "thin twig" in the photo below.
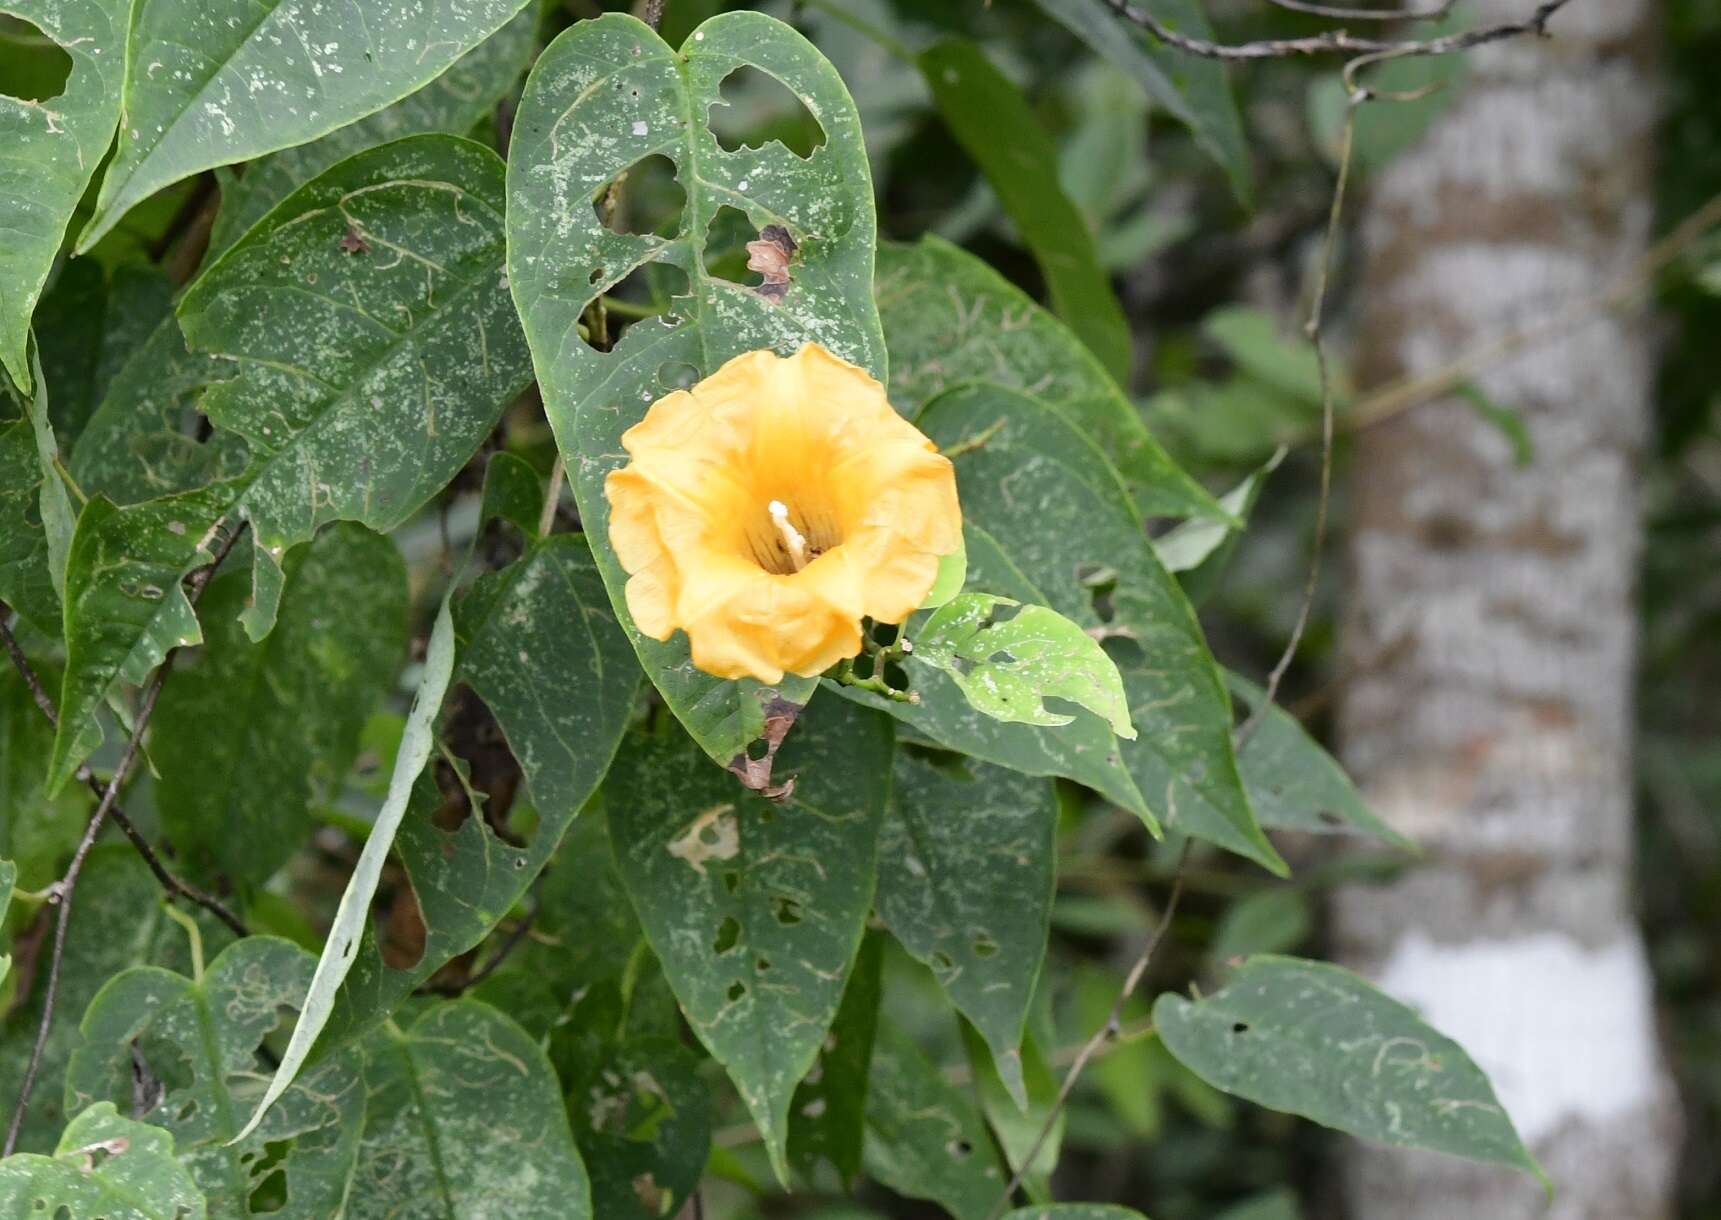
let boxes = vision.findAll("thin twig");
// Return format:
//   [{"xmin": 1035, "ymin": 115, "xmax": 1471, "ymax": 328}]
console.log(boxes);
[
  {"xmin": 0, "ymin": 615, "xmax": 57, "ymax": 723},
  {"xmin": 982, "ymin": 863, "xmax": 1188, "ymax": 1220},
  {"xmin": 425, "ymin": 906, "xmax": 539, "ymax": 997},
  {"xmin": 1266, "ymin": 0, "xmax": 1455, "ymax": 22},
  {"xmin": 538, "ymin": 457, "xmax": 566, "ymax": 538},
  {"xmin": 1102, "ymin": 0, "xmax": 1573, "ymax": 61},
  {"xmin": 2, "ymin": 612, "xmax": 248, "ymax": 938},
  {"xmin": 1344, "ymin": 187, "xmax": 1721, "ymax": 432},
  {"xmin": 3, "ymin": 524, "xmax": 243, "ymax": 1155},
  {"xmin": 1236, "ymin": 92, "xmax": 1359, "ymax": 745}
]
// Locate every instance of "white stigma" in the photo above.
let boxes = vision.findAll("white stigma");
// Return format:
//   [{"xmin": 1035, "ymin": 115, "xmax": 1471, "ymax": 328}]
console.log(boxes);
[{"xmin": 768, "ymin": 499, "xmax": 809, "ymax": 571}]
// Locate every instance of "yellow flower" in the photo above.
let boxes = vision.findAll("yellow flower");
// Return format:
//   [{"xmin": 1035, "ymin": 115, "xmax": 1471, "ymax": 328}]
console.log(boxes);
[{"xmin": 605, "ymin": 344, "xmax": 962, "ymax": 684}]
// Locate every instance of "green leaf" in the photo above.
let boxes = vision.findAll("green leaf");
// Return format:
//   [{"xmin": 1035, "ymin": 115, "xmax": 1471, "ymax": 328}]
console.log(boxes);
[
  {"xmin": 961, "ymin": 1021, "xmax": 1064, "ymax": 1191},
  {"xmin": 918, "ymin": 382, "xmax": 1283, "ymax": 874},
  {"xmin": 918, "ymin": 38, "xmax": 1132, "ymax": 385},
  {"xmin": 47, "ymin": 485, "xmax": 232, "ymax": 796},
  {"xmin": 605, "ymin": 696, "xmax": 892, "ymax": 1182},
  {"xmin": 477, "ymin": 450, "xmax": 547, "ymax": 542},
  {"xmin": 153, "ymin": 523, "xmax": 407, "ymax": 885},
  {"xmin": 1154, "ymin": 955, "xmax": 1542, "ymax": 1179},
  {"xmin": 65, "ymin": 936, "xmax": 368, "ymax": 1218},
  {"xmin": 914, "ymin": 594, "xmax": 1135, "ymax": 739},
  {"xmin": 36, "ymin": 262, "xmax": 174, "ymax": 449},
  {"xmin": 19, "ymin": 351, "xmax": 75, "ymax": 607},
  {"xmin": 0, "ymin": 849, "xmax": 236, "ymax": 1154},
  {"xmin": 919, "ymin": 536, "xmax": 967, "ymax": 611},
  {"xmin": 178, "ymin": 134, "xmax": 531, "ymax": 640},
  {"xmin": 347, "ymin": 999, "xmax": 592, "ymax": 1219},
  {"xmin": 1210, "ymin": 887, "xmax": 1313, "ymax": 964},
  {"xmin": 322, "ymin": 533, "xmax": 641, "ymax": 1042},
  {"xmin": 566, "ymin": 1035, "xmax": 710, "ymax": 1220},
  {"xmin": 1458, "ymin": 384, "xmax": 1534, "ymax": 467},
  {"xmin": 2, "ymin": 665, "xmax": 86, "ymax": 893},
  {"xmin": 69, "ymin": 311, "xmax": 246, "ymax": 507},
  {"xmin": 789, "ymin": 928, "xmax": 883, "ymax": 1186},
  {"xmin": 1213, "ymin": 1189, "xmax": 1301, "ymax": 1220},
  {"xmin": 0, "ymin": 0, "xmax": 130, "ymax": 390},
  {"xmin": 507, "ymin": 11, "xmax": 884, "ymax": 769},
  {"xmin": 0, "ymin": 858, "xmax": 14, "ymax": 987},
  {"xmin": 1202, "ymin": 307, "xmax": 1345, "ymax": 408},
  {"xmin": 862, "ymin": 1020, "xmax": 1006, "ymax": 1220},
  {"xmin": 878, "ymin": 750, "xmax": 1055, "ymax": 1106},
  {"xmin": 0, "ymin": 388, "xmax": 61, "ymax": 634},
  {"xmin": 206, "ymin": 8, "xmax": 539, "ymax": 256},
  {"xmin": 76, "ymin": 0, "xmax": 535, "ymax": 250},
  {"xmin": 1030, "ymin": 0, "xmax": 1251, "ymax": 206},
  {"xmin": 1227, "ymin": 673, "xmax": 1411, "ymax": 847},
  {"xmin": 1153, "ymin": 449, "xmax": 1282, "ymax": 577},
  {"xmin": 1006, "ymin": 1209, "xmax": 1151, "ymax": 1220},
  {"xmin": 876, "ymin": 236, "xmax": 1220, "ymax": 522},
  {"xmin": 232, "ymin": 585, "xmax": 456, "ymax": 1144},
  {"xmin": 0, "ymin": 1102, "xmax": 206, "ymax": 1219}
]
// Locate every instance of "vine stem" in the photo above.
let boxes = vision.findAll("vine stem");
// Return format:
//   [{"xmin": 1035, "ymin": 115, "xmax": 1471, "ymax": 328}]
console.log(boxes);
[
  {"xmin": 982, "ymin": 861, "xmax": 1187, "ymax": 1220},
  {"xmin": 3, "ymin": 523, "xmax": 244, "ymax": 1156}
]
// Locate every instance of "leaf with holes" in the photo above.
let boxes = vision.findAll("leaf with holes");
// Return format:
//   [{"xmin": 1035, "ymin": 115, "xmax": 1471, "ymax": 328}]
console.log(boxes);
[
  {"xmin": 914, "ymin": 594, "xmax": 1135, "ymax": 740},
  {"xmin": 605, "ymin": 696, "xmax": 892, "ymax": 1182},
  {"xmin": 64, "ymin": 936, "xmax": 368, "ymax": 1218},
  {"xmin": 47, "ymin": 484, "xmax": 233, "ymax": 797},
  {"xmin": 877, "ymin": 236, "xmax": 1221, "ymax": 522},
  {"xmin": 1228, "ymin": 673, "xmax": 1410, "ymax": 847},
  {"xmin": 507, "ymin": 11, "xmax": 884, "ymax": 770},
  {"xmin": 565, "ymin": 1035, "xmax": 711, "ymax": 1220},
  {"xmin": 206, "ymin": 8, "xmax": 538, "ymax": 256},
  {"xmin": 0, "ymin": 1102, "xmax": 206, "ymax": 1219},
  {"xmin": 863, "ymin": 1020, "xmax": 1007, "ymax": 1220},
  {"xmin": 152, "ymin": 523, "xmax": 407, "ymax": 886},
  {"xmin": 919, "ymin": 38, "xmax": 1132, "ymax": 385},
  {"xmin": 1030, "ymin": 0, "xmax": 1251, "ymax": 206},
  {"xmin": 917, "ymin": 382, "xmax": 1283, "ymax": 875},
  {"xmin": 346, "ymin": 999, "xmax": 592, "ymax": 1219},
  {"xmin": 231, "ymin": 586, "xmax": 454, "ymax": 1144},
  {"xmin": 1154, "ymin": 956, "xmax": 1542, "ymax": 1179},
  {"xmin": 0, "ymin": 849, "xmax": 237, "ymax": 1154},
  {"xmin": 787, "ymin": 928, "xmax": 882, "ymax": 1186},
  {"xmin": 877, "ymin": 751, "xmax": 1054, "ymax": 1107},
  {"xmin": 177, "ymin": 133, "xmax": 532, "ymax": 640},
  {"xmin": 0, "ymin": 0, "xmax": 130, "ymax": 390},
  {"xmin": 317, "ymin": 533, "xmax": 640, "ymax": 1047},
  {"xmin": 76, "ymin": 0, "xmax": 534, "ymax": 250}
]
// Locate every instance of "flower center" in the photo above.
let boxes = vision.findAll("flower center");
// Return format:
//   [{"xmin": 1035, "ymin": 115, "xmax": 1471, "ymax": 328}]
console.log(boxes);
[{"xmin": 744, "ymin": 498, "xmax": 840, "ymax": 575}]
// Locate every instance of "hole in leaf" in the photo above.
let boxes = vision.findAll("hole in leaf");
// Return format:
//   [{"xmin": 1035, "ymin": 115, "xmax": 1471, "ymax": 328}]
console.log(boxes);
[
  {"xmin": 713, "ymin": 916, "xmax": 741, "ymax": 954},
  {"xmin": 1317, "ymin": 809, "xmax": 1344, "ymax": 827},
  {"xmin": 972, "ymin": 935, "xmax": 998, "ymax": 958},
  {"xmin": 702, "ymin": 205, "xmax": 760, "ymax": 287},
  {"xmin": 593, "ymin": 153, "xmax": 685, "ymax": 238},
  {"xmin": 0, "ymin": 19, "xmax": 73, "ymax": 102},
  {"xmin": 375, "ymin": 854, "xmax": 428, "ymax": 970},
  {"xmin": 246, "ymin": 1140, "xmax": 293, "ymax": 1213},
  {"xmin": 727, "ymin": 981, "xmax": 746, "ymax": 1002},
  {"xmin": 772, "ymin": 895, "xmax": 802, "ymax": 926},
  {"xmin": 722, "ymin": 870, "xmax": 741, "ymax": 895},
  {"xmin": 947, "ymin": 1138, "xmax": 974, "ymax": 1159},
  {"xmin": 709, "ymin": 65, "xmax": 827, "ymax": 158},
  {"xmin": 755, "ymin": 956, "xmax": 771, "ymax": 973},
  {"xmin": 590, "ymin": 260, "xmax": 690, "ymax": 352},
  {"xmin": 1076, "ymin": 562, "xmax": 1119, "ymax": 624},
  {"xmin": 658, "ymin": 361, "xmax": 698, "ymax": 391},
  {"xmin": 1232, "ymin": 1021, "xmax": 1250, "ymax": 1034},
  {"xmin": 931, "ymin": 950, "xmax": 954, "ymax": 973}
]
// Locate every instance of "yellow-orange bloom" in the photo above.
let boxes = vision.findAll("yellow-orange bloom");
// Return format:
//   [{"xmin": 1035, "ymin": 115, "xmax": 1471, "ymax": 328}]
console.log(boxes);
[{"xmin": 604, "ymin": 344, "xmax": 962, "ymax": 684}]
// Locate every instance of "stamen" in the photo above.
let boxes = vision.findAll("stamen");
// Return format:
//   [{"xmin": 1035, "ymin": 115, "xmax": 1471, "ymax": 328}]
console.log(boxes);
[{"xmin": 768, "ymin": 499, "xmax": 809, "ymax": 571}]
